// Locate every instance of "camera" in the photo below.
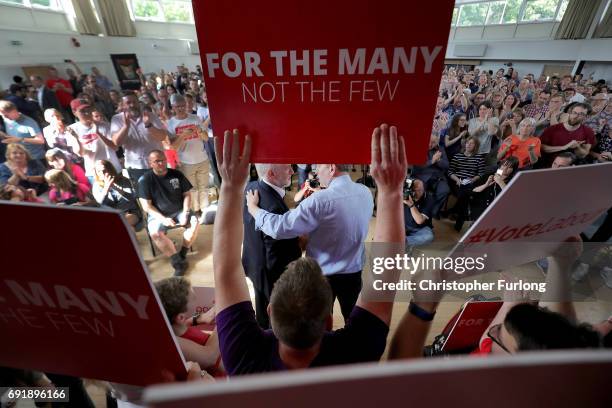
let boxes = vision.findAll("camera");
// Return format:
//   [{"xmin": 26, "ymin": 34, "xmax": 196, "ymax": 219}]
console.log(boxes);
[
  {"xmin": 403, "ymin": 177, "xmax": 416, "ymax": 200},
  {"xmin": 308, "ymin": 178, "xmax": 320, "ymax": 188}
]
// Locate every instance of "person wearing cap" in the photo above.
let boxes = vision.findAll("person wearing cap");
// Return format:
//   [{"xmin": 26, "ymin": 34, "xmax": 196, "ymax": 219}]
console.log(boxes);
[
  {"xmin": 167, "ymin": 94, "xmax": 210, "ymax": 219},
  {"xmin": 68, "ymin": 98, "xmax": 120, "ymax": 184},
  {"xmin": 0, "ymin": 100, "xmax": 46, "ymax": 162},
  {"xmin": 110, "ymin": 90, "xmax": 167, "ymax": 187}
]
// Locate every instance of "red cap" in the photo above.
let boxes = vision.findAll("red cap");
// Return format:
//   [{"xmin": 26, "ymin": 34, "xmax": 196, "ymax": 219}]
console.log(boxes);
[{"xmin": 70, "ymin": 98, "xmax": 90, "ymax": 112}]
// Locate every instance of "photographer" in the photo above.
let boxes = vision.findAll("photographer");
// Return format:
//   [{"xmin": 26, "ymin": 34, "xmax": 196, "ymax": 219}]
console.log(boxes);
[
  {"xmin": 403, "ymin": 178, "xmax": 435, "ymax": 250},
  {"xmin": 294, "ymin": 170, "xmax": 322, "ymax": 203}
]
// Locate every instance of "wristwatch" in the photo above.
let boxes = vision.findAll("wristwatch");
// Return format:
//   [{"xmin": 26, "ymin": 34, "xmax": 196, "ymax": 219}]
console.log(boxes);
[{"xmin": 409, "ymin": 302, "xmax": 436, "ymax": 322}]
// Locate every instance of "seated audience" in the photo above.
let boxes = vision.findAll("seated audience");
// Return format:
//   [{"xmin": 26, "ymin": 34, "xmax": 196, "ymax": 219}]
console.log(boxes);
[
  {"xmin": 497, "ymin": 117, "xmax": 541, "ymax": 168},
  {"xmin": 404, "ymin": 178, "xmax": 435, "ymax": 249},
  {"xmin": 468, "ymin": 157, "xmax": 519, "ymax": 221},
  {"xmin": 0, "ymin": 183, "xmax": 42, "ymax": 203},
  {"xmin": 92, "ymin": 159, "xmax": 142, "ymax": 228},
  {"xmin": 45, "ymin": 169, "xmax": 93, "ymax": 205},
  {"xmin": 45, "ymin": 148, "xmax": 90, "ymax": 190},
  {"xmin": 411, "ymin": 134, "xmax": 449, "ymax": 218},
  {"xmin": 447, "ymin": 136, "xmax": 486, "ymax": 231},
  {"xmin": 138, "ymin": 150, "xmax": 200, "ymax": 276},
  {"xmin": 154, "ymin": 277, "xmax": 224, "ymax": 375},
  {"xmin": 214, "ymin": 125, "xmax": 406, "ymax": 374},
  {"xmin": 540, "ymin": 103, "xmax": 595, "ymax": 166},
  {"xmin": 0, "ymin": 143, "xmax": 47, "ymax": 195},
  {"xmin": 0, "ymin": 100, "xmax": 46, "ymax": 162},
  {"xmin": 499, "ymin": 109, "xmax": 525, "ymax": 139},
  {"xmin": 441, "ymin": 113, "xmax": 468, "ymax": 159}
]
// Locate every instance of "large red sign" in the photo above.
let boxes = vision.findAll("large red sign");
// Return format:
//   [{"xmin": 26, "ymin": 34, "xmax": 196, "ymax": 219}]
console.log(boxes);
[
  {"xmin": 0, "ymin": 203, "xmax": 186, "ymax": 386},
  {"xmin": 192, "ymin": 0, "xmax": 454, "ymax": 164}
]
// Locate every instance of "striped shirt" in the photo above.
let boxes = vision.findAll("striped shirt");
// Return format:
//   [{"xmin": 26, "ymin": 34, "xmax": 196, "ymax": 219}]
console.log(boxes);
[{"xmin": 449, "ymin": 152, "xmax": 486, "ymax": 179}]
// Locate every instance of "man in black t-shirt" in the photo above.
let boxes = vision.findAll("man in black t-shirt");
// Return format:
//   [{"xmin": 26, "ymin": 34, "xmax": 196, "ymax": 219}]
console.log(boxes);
[
  {"xmin": 403, "ymin": 179, "xmax": 435, "ymax": 250},
  {"xmin": 138, "ymin": 150, "xmax": 200, "ymax": 276}
]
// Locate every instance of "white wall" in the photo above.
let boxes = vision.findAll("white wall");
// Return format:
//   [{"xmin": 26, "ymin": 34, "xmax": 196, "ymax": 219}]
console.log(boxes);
[
  {"xmin": 0, "ymin": 3, "xmax": 201, "ymax": 89},
  {"xmin": 581, "ymin": 62, "xmax": 612, "ymax": 82}
]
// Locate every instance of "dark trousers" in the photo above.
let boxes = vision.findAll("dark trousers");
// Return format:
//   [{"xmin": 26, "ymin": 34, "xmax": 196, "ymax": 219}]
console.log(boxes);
[
  {"xmin": 254, "ymin": 286, "xmax": 271, "ymax": 329},
  {"xmin": 127, "ymin": 168, "xmax": 149, "ymax": 194},
  {"xmin": 326, "ymin": 271, "xmax": 362, "ymax": 323}
]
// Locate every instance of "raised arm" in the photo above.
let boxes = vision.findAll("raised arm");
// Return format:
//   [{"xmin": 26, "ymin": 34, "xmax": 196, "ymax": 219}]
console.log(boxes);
[
  {"xmin": 213, "ymin": 130, "xmax": 252, "ymax": 312},
  {"xmin": 355, "ymin": 124, "xmax": 407, "ymax": 325}
]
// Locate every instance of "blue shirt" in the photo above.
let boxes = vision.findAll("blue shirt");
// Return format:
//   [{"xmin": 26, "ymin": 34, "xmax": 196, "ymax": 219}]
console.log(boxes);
[
  {"xmin": 4, "ymin": 114, "xmax": 45, "ymax": 160},
  {"xmin": 255, "ymin": 174, "xmax": 373, "ymax": 275}
]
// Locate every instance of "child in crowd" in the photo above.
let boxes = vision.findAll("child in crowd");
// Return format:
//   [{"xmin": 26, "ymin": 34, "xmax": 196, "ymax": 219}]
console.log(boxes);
[
  {"xmin": 45, "ymin": 169, "xmax": 94, "ymax": 206},
  {"xmin": 154, "ymin": 277, "xmax": 224, "ymax": 377}
]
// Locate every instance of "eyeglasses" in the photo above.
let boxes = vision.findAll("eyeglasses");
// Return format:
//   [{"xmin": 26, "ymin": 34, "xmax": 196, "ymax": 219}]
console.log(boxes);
[
  {"xmin": 570, "ymin": 111, "xmax": 587, "ymax": 117},
  {"xmin": 487, "ymin": 323, "xmax": 512, "ymax": 354}
]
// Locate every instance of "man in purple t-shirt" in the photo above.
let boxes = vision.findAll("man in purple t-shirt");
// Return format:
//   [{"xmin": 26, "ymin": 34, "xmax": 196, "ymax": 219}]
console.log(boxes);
[
  {"xmin": 540, "ymin": 103, "xmax": 595, "ymax": 167},
  {"xmin": 212, "ymin": 125, "xmax": 415, "ymax": 375}
]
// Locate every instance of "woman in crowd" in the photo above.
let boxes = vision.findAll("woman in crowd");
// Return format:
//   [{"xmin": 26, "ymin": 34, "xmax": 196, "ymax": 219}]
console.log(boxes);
[
  {"xmin": 499, "ymin": 108, "xmax": 525, "ymax": 139},
  {"xmin": 468, "ymin": 101, "xmax": 499, "ymax": 157},
  {"xmin": 490, "ymin": 91, "xmax": 504, "ymax": 117},
  {"xmin": 497, "ymin": 117, "xmax": 541, "ymax": 169},
  {"xmin": 45, "ymin": 148, "xmax": 90, "ymax": 190},
  {"xmin": 468, "ymin": 156, "xmax": 519, "ymax": 221},
  {"xmin": 45, "ymin": 169, "xmax": 93, "ymax": 205},
  {"xmin": 0, "ymin": 183, "xmax": 42, "ymax": 203},
  {"xmin": 441, "ymin": 113, "xmax": 469, "ymax": 159},
  {"xmin": 0, "ymin": 143, "xmax": 47, "ymax": 195},
  {"xmin": 92, "ymin": 160, "xmax": 142, "ymax": 228},
  {"xmin": 447, "ymin": 136, "xmax": 486, "ymax": 231},
  {"xmin": 514, "ymin": 79, "xmax": 534, "ymax": 107},
  {"xmin": 42, "ymin": 108, "xmax": 82, "ymax": 164},
  {"xmin": 500, "ymin": 93, "xmax": 519, "ymax": 117}
]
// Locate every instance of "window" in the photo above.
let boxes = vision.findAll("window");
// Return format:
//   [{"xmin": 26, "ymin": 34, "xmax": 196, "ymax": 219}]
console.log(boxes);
[
  {"xmin": 556, "ymin": 0, "xmax": 569, "ymax": 20},
  {"xmin": 132, "ymin": 0, "xmax": 164, "ymax": 20},
  {"xmin": 501, "ymin": 0, "xmax": 522, "ymax": 23},
  {"xmin": 160, "ymin": 0, "xmax": 192, "ymax": 22},
  {"xmin": 451, "ymin": 7, "xmax": 459, "ymax": 26},
  {"xmin": 0, "ymin": 0, "xmax": 59, "ymax": 8},
  {"xmin": 457, "ymin": 2, "xmax": 489, "ymax": 26},
  {"xmin": 522, "ymin": 0, "xmax": 559, "ymax": 21},
  {"xmin": 130, "ymin": 0, "xmax": 193, "ymax": 23},
  {"xmin": 486, "ymin": 1, "xmax": 506, "ymax": 24}
]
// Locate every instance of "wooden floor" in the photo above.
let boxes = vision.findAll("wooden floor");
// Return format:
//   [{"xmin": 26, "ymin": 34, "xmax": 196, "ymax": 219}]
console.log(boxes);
[{"xmin": 74, "ymin": 170, "xmax": 610, "ymax": 407}]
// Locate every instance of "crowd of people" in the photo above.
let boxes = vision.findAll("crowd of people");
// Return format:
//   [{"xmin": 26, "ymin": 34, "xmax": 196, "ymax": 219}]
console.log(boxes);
[{"xmin": 1, "ymin": 61, "xmax": 611, "ymax": 406}]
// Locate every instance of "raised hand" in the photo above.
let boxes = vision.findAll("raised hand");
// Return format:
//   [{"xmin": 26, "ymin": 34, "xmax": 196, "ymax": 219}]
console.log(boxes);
[
  {"xmin": 214, "ymin": 129, "xmax": 252, "ymax": 190},
  {"xmin": 370, "ymin": 124, "xmax": 407, "ymax": 194}
]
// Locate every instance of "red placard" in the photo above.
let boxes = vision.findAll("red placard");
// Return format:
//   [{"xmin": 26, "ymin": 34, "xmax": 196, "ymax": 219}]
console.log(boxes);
[
  {"xmin": 442, "ymin": 301, "xmax": 503, "ymax": 352},
  {"xmin": 192, "ymin": 0, "xmax": 454, "ymax": 164},
  {"xmin": 0, "ymin": 203, "xmax": 186, "ymax": 386}
]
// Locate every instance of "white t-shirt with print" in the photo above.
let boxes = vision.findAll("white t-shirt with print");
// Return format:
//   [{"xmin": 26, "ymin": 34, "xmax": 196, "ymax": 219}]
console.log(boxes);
[
  {"xmin": 166, "ymin": 114, "xmax": 208, "ymax": 165},
  {"xmin": 68, "ymin": 121, "xmax": 121, "ymax": 176}
]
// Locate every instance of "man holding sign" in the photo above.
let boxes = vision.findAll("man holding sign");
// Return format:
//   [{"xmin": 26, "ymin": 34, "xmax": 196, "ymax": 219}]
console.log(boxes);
[{"xmin": 213, "ymin": 124, "xmax": 406, "ymax": 374}]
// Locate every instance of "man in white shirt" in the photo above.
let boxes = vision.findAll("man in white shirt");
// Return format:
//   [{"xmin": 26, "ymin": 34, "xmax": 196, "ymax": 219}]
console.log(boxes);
[
  {"xmin": 110, "ymin": 91, "xmax": 167, "ymax": 186},
  {"xmin": 166, "ymin": 94, "xmax": 210, "ymax": 217}
]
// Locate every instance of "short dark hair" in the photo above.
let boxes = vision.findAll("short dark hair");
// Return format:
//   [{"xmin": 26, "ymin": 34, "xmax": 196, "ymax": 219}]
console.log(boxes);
[
  {"xmin": 479, "ymin": 100, "xmax": 493, "ymax": 110},
  {"xmin": 556, "ymin": 151, "xmax": 577, "ymax": 165},
  {"xmin": 122, "ymin": 90, "xmax": 137, "ymax": 98},
  {"xmin": 505, "ymin": 303, "xmax": 600, "ymax": 351},
  {"xmin": 155, "ymin": 277, "xmax": 190, "ymax": 323},
  {"xmin": 270, "ymin": 257, "xmax": 333, "ymax": 349}
]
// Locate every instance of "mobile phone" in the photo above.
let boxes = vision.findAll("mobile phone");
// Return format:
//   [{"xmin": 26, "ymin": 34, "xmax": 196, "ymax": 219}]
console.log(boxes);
[{"xmin": 496, "ymin": 169, "xmax": 504, "ymax": 176}]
